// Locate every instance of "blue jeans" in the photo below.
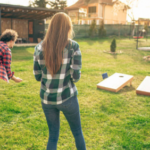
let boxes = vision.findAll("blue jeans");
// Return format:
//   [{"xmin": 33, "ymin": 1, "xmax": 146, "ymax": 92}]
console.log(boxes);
[{"xmin": 42, "ymin": 96, "xmax": 86, "ymax": 150}]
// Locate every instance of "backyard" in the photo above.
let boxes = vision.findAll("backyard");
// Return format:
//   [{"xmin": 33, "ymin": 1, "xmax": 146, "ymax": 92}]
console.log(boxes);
[{"xmin": 0, "ymin": 37, "xmax": 150, "ymax": 150}]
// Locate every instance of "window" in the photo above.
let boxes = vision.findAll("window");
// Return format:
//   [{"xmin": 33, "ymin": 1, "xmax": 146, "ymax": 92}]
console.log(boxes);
[{"xmin": 88, "ymin": 6, "xmax": 96, "ymax": 13}]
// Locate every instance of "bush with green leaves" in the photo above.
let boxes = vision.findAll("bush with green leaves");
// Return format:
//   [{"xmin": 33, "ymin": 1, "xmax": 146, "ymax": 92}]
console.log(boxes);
[
  {"xmin": 144, "ymin": 23, "xmax": 149, "ymax": 36},
  {"xmin": 144, "ymin": 24, "xmax": 149, "ymax": 32},
  {"xmin": 98, "ymin": 21, "xmax": 106, "ymax": 37},
  {"xmin": 89, "ymin": 19, "xmax": 97, "ymax": 37},
  {"xmin": 110, "ymin": 39, "xmax": 116, "ymax": 52}
]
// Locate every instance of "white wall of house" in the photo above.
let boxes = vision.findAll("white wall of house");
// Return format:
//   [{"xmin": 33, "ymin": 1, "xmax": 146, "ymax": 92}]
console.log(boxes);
[
  {"xmin": 66, "ymin": 1, "xmax": 127, "ymax": 25},
  {"xmin": 98, "ymin": 4, "xmax": 103, "ymax": 18},
  {"xmin": 96, "ymin": 20, "xmax": 99, "ymax": 25}
]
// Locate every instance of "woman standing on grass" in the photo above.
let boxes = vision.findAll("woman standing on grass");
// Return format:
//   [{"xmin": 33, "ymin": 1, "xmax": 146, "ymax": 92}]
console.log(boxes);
[
  {"xmin": 0, "ymin": 29, "xmax": 22, "ymax": 83},
  {"xmin": 33, "ymin": 13, "xmax": 86, "ymax": 150}
]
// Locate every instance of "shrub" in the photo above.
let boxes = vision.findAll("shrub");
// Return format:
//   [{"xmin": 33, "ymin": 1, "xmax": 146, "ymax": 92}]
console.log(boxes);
[
  {"xmin": 98, "ymin": 21, "xmax": 106, "ymax": 37},
  {"xmin": 89, "ymin": 19, "xmax": 97, "ymax": 37},
  {"xmin": 110, "ymin": 39, "xmax": 116, "ymax": 52},
  {"xmin": 144, "ymin": 23, "xmax": 149, "ymax": 33},
  {"xmin": 144, "ymin": 23, "xmax": 149, "ymax": 37}
]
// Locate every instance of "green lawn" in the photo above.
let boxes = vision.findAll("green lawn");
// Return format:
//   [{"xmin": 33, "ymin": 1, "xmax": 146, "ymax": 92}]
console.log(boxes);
[{"xmin": 0, "ymin": 37, "xmax": 150, "ymax": 150}]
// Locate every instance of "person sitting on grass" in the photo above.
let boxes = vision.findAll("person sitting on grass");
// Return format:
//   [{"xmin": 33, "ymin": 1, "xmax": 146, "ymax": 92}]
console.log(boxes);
[
  {"xmin": 0, "ymin": 29, "xmax": 22, "ymax": 83},
  {"xmin": 33, "ymin": 12, "xmax": 86, "ymax": 150}
]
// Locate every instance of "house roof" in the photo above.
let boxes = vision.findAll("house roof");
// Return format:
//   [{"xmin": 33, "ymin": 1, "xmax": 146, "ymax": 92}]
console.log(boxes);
[
  {"xmin": 65, "ymin": 0, "xmax": 116, "ymax": 10},
  {"xmin": 0, "ymin": 3, "xmax": 63, "ymax": 20},
  {"xmin": 99, "ymin": 0, "xmax": 114, "ymax": 5},
  {"xmin": 88, "ymin": 0, "xmax": 99, "ymax": 4},
  {"xmin": 65, "ymin": 0, "xmax": 86, "ymax": 10},
  {"xmin": 88, "ymin": 0, "xmax": 113, "ymax": 5},
  {"xmin": 138, "ymin": 18, "xmax": 150, "ymax": 21}
]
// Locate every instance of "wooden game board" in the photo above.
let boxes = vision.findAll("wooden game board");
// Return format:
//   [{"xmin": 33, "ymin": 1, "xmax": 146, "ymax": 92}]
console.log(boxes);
[
  {"xmin": 136, "ymin": 76, "xmax": 150, "ymax": 96},
  {"xmin": 97, "ymin": 73, "xmax": 134, "ymax": 92}
]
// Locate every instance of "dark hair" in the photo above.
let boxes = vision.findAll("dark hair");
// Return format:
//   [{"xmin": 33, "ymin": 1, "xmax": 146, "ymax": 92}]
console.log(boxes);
[{"xmin": 0, "ymin": 29, "xmax": 18, "ymax": 42}]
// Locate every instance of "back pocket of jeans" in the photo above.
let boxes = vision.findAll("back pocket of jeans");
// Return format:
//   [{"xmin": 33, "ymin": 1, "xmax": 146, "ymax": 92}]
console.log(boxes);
[{"xmin": 61, "ymin": 98, "xmax": 72, "ymax": 108}]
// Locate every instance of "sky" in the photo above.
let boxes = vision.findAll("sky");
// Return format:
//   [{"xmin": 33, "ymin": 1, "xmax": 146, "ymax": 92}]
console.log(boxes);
[
  {"xmin": 0, "ymin": 0, "xmax": 150, "ymax": 21},
  {"xmin": 0, "ymin": 0, "xmax": 78, "ymax": 7},
  {"xmin": 120, "ymin": 0, "xmax": 150, "ymax": 20}
]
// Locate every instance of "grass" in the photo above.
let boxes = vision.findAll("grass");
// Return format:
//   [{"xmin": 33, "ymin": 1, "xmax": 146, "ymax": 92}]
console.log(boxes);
[{"xmin": 0, "ymin": 37, "xmax": 150, "ymax": 150}]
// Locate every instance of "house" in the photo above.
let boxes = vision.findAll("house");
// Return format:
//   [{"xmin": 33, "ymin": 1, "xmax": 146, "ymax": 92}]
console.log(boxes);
[
  {"xmin": 135, "ymin": 18, "xmax": 150, "ymax": 26},
  {"xmin": 65, "ymin": 0, "xmax": 128, "ymax": 25},
  {"xmin": 0, "ymin": 3, "xmax": 62, "ymax": 43}
]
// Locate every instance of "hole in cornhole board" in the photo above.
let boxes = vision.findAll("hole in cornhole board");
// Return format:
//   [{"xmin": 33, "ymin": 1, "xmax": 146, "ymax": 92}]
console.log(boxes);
[
  {"xmin": 97, "ymin": 73, "xmax": 134, "ymax": 92},
  {"xmin": 136, "ymin": 76, "xmax": 150, "ymax": 96},
  {"xmin": 119, "ymin": 76, "xmax": 124, "ymax": 78}
]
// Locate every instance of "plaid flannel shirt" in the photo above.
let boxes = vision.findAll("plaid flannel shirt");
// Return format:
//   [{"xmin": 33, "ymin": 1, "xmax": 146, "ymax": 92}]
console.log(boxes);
[
  {"xmin": 33, "ymin": 40, "xmax": 82, "ymax": 105},
  {"xmin": 0, "ymin": 41, "xmax": 14, "ymax": 82}
]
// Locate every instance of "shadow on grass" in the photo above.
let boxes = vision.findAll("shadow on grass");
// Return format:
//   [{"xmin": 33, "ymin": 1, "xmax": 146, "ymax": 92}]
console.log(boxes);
[
  {"xmin": 75, "ymin": 37, "xmax": 111, "ymax": 46},
  {"xmin": 118, "ymin": 85, "xmax": 136, "ymax": 93},
  {"xmin": 136, "ymin": 94, "xmax": 150, "ymax": 98},
  {"xmin": 111, "ymin": 54, "xmax": 118, "ymax": 59},
  {"xmin": 97, "ymin": 85, "xmax": 136, "ymax": 94},
  {"xmin": 97, "ymin": 88, "xmax": 117, "ymax": 94}
]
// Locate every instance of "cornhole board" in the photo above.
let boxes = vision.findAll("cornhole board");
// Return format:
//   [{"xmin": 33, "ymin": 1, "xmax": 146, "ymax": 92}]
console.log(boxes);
[
  {"xmin": 97, "ymin": 73, "xmax": 134, "ymax": 92},
  {"xmin": 136, "ymin": 76, "xmax": 150, "ymax": 96}
]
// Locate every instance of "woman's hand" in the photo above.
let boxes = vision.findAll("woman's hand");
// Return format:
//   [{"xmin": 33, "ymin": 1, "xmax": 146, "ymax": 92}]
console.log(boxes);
[{"xmin": 11, "ymin": 76, "xmax": 22, "ymax": 83}]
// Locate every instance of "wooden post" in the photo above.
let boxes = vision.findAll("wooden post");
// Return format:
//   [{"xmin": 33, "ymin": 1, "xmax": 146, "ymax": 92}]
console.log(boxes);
[{"xmin": 11, "ymin": 18, "xmax": 13, "ymax": 29}]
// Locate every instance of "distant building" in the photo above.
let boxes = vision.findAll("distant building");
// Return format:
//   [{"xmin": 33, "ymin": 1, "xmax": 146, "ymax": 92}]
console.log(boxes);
[
  {"xmin": 135, "ymin": 18, "xmax": 150, "ymax": 26},
  {"xmin": 0, "ymin": 3, "xmax": 61, "ymax": 43},
  {"xmin": 65, "ymin": 0, "xmax": 128, "ymax": 25}
]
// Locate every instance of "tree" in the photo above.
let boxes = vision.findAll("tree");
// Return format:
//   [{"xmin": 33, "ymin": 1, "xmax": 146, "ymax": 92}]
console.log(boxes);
[
  {"xmin": 113, "ymin": 0, "xmax": 138, "ymax": 14},
  {"xmin": 29, "ymin": 0, "xmax": 50, "ymax": 8},
  {"xmin": 110, "ymin": 39, "xmax": 117, "ymax": 52},
  {"xmin": 29, "ymin": 0, "xmax": 33, "ymax": 7},
  {"xmin": 144, "ymin": 23, "xmax": 149, "ymax": 33},
  {"xmin": 112, "ymin": 0, "xmax": 139, "ymax": 36},
  {"xmin": 59, "ymin": 1, "xmax": 67, "ymax": 10},
  {"xmin": 29, "ymin": 0, "xmax": 67, "ymax": 9},
  {"xmin": 89, "ymin": 19, "xmax": 97, "ymax": 37},
  {"xmin": 49, "ymin": 0, "xmax": 59, "ymax": 9},
  {"xmin": 49, "ymin": 0, "xmax": 67, "ymax": 10},
  {"xmin": 144, "ymin": 23, "xmax": 149, "ymax": 40},
  {"xmin": 98, "ymin": 21, "xmax": 106, "ymax": 37}
]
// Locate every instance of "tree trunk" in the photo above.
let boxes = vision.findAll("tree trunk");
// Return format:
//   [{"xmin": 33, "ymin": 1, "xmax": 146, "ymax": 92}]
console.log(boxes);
[{"xmin": 131, "ymin": 24, "xmax": 135, "ymax": 37}]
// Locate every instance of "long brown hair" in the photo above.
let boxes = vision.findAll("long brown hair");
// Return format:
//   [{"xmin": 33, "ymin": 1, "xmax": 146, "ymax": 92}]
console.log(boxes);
[{"xmin": 42, "ymin": 12, "xmax": 73, "ymax": 76}]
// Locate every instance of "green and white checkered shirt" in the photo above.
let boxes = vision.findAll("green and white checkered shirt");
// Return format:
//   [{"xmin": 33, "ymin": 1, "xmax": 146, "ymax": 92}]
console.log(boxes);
[{"xmin": 33, "ymin": 40, "xmax": 81, "ymax": 105}]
